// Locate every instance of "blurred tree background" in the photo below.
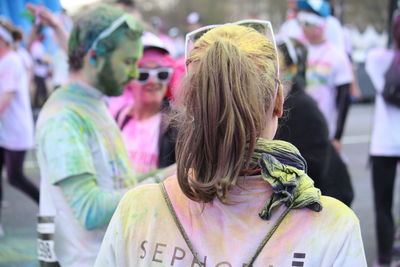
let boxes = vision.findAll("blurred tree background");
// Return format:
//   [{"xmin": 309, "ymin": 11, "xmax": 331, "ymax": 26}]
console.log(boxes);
[{"xmin": 108, "ymin": 0, "xmax": 390, "ymax": 33}]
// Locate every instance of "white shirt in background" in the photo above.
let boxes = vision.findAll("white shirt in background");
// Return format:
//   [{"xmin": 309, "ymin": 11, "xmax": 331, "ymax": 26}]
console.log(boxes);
[
  {"xmin": 0, "ymin": 51, "xmax": 34, "ymax": 150},
  {"xmin": 366, "ymin": 48, "xmax": 400, "ymax": 156},
  {"xmin": 30, "ymin": 40, "xmax": 50, "ymax": 78},
  {"xmin": 17, "ymin": 46, "xmax": 33, "ymax": 72},
  {"xmin": 306, "ymin": 42, "xmax": 353, "ymax": 138}
]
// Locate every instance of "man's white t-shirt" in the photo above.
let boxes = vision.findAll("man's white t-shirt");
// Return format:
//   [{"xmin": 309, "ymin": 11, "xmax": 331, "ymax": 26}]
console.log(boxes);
[
  {"xmin": 95, "ymin": 176, "xmax": 367, "ymax": 266},
  {"xmin": 36, "ymin": 82, "xmax": 136, "ymax": 267},
  {"xmin": 0, "ymin": 51, "xmax": 34, "ymax": 150},
  {"xmin": 366, "ymin": 48, "xmax": 400, "ymax": 156},
  {"xmin": 306, "ymin": 42, "xmax": 353, "ymax": 138}
]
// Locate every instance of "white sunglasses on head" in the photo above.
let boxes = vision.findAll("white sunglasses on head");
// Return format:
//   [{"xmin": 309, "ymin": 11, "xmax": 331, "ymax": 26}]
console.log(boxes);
[
  {"xmin": 91, "ymin": 14, "xmax": 139, "ymax": 52},
  {"xmin": 184, "ymin": 19, "xmax": 280, "ymax": 92}
]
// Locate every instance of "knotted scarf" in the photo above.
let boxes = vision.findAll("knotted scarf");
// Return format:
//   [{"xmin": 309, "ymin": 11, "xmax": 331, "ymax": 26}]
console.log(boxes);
[{"xmin": 251, "ymin": 138, "xmax": 323, "ymax": 220}]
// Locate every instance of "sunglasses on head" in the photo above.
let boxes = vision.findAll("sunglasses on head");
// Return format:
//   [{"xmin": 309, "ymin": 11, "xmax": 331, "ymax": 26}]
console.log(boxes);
[
  {"xmin": 185, "ymin": 19, "xmax": 280, "ymax": 93},
  {"xmin": 91, "ymin": 14, "xmax": 139, "ymax": 52},
  {"xmin": 136, "ymin": 68, "xmax": 173, "ymax": 84}
]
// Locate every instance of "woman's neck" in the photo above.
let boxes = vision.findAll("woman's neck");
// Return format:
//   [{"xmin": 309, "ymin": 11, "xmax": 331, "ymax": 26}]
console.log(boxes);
[{"xmin": 129, "ymin": 102, "xmax": 161, "ymax": 120}]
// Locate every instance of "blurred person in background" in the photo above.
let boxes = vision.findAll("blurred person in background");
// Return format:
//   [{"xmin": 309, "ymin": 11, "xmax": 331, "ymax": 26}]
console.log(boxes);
[
  {"xmin": 10, "ymin": 22, "xmax": 34, "ymax": 86},
  {"xmin": 26, "ymin": 4, "xmax": 70, "ymax": 53},
  {"xmin": 150, "ymin": 17, "xmax": 176, "ymax": 57},
  {"xmin": 276, "ymin": 37, "xmax": 353, "ymax": 206},
  {"xmin": 27, "ymin": 25, "xmax": 51, "ymax": 109},
  {"xmin": 297, "ymin": 0, "xmax": 353, "ymax": 152},
  {"xmin": 95, "ymin": 21, "xmax": 366, "ymax": 267},
  {"xmin": 112, "ymin": 32, "xmax": 176, "ymax": 174},
  {"xmin": 168, "ymin": 27, "xmax": 185, "ymax": 58},
  {"xmin": 0, "ymin": 19, "xmax": 37, "ymax": 236},
  {"xmin": 365, "ymin": 12, "xmax": 400, "ymax": 267},
  {"xmin": 280, "ymin": 0, "xmax": 346, "ymax": 53},
  {"xmin": 279, "ymin": 0, "xmax": 362, "ymax": 101},
  {"xmin": 27, "ymin": 4, "xmax": 72, "ymax": 90},
  {"xmin": 186, "ymin": 12, "xmax": 202, "ymax": 33}
]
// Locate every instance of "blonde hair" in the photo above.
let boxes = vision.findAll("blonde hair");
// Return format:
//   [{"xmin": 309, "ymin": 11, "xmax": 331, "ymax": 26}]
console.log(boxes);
[{"xmin": 176, "ymin": 24, "xmax": 280, "ymax": 203}]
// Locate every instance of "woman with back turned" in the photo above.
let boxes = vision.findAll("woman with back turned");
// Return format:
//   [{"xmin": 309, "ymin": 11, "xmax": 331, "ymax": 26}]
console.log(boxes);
[{"xmin": 95, "ymin": 21, "xmax": 366, "ymax": 266}]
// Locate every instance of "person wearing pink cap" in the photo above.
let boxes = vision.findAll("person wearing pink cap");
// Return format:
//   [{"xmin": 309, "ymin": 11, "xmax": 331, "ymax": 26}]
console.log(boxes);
[{"xmin": 112, "ymin": 32, "xmax": 176, "ymax": 174}]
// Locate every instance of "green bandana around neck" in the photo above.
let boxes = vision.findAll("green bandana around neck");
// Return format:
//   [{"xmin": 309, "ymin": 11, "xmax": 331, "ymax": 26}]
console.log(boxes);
[{"xmin": 250, "ymin": 138, "xmax": 323, "ymax": 220}]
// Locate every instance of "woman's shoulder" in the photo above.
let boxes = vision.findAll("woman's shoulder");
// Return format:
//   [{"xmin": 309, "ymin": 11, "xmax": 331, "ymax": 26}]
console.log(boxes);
[
  {"xmin": 0, "ymin": 51, "xmax": 23, "ymax": 70},
  {"xmin": 120, "ymin": 176, "xmax": 181, "ymax": 210},
  {"xmin": 122, "ymin": 183, "xmax": 165, "ymax": 207},
  {"xmin": 287, "ymin": 196, "xmax": 359, "ymax": 239},
  {"xmin": 318, "ymin": 195, "xmax": 359, "ymax": 225}
]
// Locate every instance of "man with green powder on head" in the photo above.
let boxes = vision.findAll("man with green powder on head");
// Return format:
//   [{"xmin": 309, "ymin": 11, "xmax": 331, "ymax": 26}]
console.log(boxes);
[{"xmin": 35, "ymin": 4, "xmax": 165, "ymax": 267}]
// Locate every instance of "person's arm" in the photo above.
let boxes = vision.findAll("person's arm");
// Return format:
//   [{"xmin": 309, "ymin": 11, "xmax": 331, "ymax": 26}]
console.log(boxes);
[
  {"xmin": 26, "ymin": 4, "xmax": 69, "ymax": 52},
  {"xmin": 334, "ymin": 83, "xmax": 351, "ymax": 142},
  {"xmin": 0, "ymin": 92, "xmax": 14, "ymax": 115},
  {"xmin": 37, "ymin": 112, "xmax": 125, "ymax": 230},
  {"xmin": 56, "ymin": 174, "xmax": 125, "ymax": 230}
]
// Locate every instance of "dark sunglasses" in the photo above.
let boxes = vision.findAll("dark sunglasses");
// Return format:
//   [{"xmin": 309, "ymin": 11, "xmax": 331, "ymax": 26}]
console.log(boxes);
[{"xmin": 136, "ymin": 68, "xmax": 173, "ymax": 84}]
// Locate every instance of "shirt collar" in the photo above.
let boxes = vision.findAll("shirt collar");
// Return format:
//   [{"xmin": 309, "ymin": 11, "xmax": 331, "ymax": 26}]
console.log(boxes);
[{"xmin": 74, "ymin": 81, "xmax": 104, "ymax": 100}]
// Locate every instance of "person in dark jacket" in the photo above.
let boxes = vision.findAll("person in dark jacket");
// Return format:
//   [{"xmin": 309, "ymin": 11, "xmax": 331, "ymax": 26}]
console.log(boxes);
[{"xmin": 276, "ymin": 38, "xmax": 354, "ymax": 206}]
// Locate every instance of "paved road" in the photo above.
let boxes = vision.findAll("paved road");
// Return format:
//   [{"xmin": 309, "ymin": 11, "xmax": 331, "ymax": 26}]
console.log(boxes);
[{"xmin": 0, "ymin": 103, "xmax": 398, "ymax": 266}]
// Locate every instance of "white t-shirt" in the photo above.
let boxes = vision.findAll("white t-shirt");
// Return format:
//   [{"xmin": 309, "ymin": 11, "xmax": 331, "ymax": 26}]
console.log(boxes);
[
  {"xmin": 366, "ymin": 48, "xmax": 400, "ymax": 156},
  {"xmin": 30, "ymin": 40, "xmax": 49, "ymax": 78},
  {"xmin": 306, "ymin": 42, "xmax": 353, "ymax": 138},
  {"xmin": 0, "ymin": 51, "xmax": 34, "ymax": 150},
  {"xmin": 95, "ymin": 176, "xmax": 367, "ymax": 267},
  {"xmin": 36, "ymin": 82, "xmax": 136, "ymax": 267},
  {"xmin": 17, "ymin": 47, "xmax": 33, "ymax": 72}
]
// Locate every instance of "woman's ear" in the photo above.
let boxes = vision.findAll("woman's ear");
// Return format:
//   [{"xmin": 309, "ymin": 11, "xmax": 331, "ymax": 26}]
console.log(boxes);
[{"xmin": 273, "ymin": 86, "xmax": 284, "ymax": 118}]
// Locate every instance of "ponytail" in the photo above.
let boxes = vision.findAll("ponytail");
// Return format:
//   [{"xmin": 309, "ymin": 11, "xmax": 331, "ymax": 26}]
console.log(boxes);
[{"xmin": 176, "ymin": 25, "xmax": 277, "ymax": 203}]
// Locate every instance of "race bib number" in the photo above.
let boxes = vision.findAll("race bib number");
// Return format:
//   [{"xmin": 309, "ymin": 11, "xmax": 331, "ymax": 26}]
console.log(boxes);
[
  {"xmin": 38, "ymin": 215, "xmax": 60, "ymax": 266},
  {"xmin": 37, "ymin": 239, "xmax": 57, "ymax": 262}
]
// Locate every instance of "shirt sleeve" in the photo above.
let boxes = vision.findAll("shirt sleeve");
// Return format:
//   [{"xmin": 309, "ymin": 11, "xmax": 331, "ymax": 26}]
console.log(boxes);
[
  {"xmin": 94, "ymin": 190, "xmax": 135, "ymax": 267},
  {"xmin": 332, "ymin": 219, "xmax": 367, "ymax": 267},
  {"xmin": 57, "ymin": 173, "xmax": 124, "ymax": 230},
  {"xmin": 96, "ymin": 183, "xmax": 161, "ymax": 266},
  {"xmin": 37, "ymin": 111, "xmax": 96, "ymax": 184},
  {"xmin": 0, "ymin": 55, "xmax": 21, "ymax": 93}
]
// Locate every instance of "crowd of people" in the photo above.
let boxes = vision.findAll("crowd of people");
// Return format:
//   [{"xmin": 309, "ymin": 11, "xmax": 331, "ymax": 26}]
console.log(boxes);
[{"xmin": 0, "ymin": 0, "xmax": 399, "ymax": 266}]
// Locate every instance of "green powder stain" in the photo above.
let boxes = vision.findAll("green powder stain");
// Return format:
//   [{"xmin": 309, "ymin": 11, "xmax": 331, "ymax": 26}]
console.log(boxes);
[{"xmin": 0, "ymin": 227, "xmax": 37, "ymax": 266}]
